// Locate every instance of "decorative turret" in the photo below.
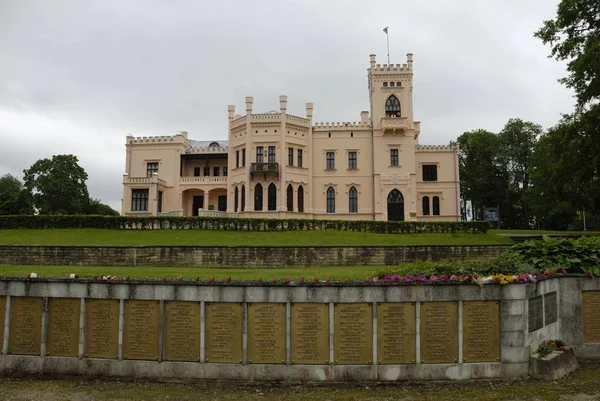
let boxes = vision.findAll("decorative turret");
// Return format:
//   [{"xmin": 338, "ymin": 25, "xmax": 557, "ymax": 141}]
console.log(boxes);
[
  {"xmin": 306, "ymin": 102, "xmax": 313, "ymax": 120},
  {"xmin": 228, "ymin": 105, "xmax": 235, "ymax": 120},
  {"xmin": 245, "ymin": 96, "xmax": 254, "ymax": 115},
  {"xmin": 279, "ymin": 95, "xmax": 287, "ymax": 114}
]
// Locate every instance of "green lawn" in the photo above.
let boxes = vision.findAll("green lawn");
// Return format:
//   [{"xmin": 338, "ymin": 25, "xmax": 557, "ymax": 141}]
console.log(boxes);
[
  {"xmin": 0, "ymin": 265, "xmax": 381, "ymax": 280},
  {"xmin": 0, "ymin": 229, "xmax": 513, "ymax": 246},
  {"xmin": 490, "ymin": 229, "xmax": 600, "ymax": 235}
]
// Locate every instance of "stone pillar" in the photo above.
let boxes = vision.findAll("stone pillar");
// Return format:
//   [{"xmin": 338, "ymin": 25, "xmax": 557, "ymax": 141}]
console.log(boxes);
[{"xmin": 203, "ymin": 189, "xmax": 210, "ymax": 211}]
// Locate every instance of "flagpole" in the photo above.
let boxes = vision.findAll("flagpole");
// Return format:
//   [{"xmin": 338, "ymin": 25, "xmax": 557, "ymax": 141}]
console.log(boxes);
[{"xmin": 383, "ymin": 25, "xmax": 390, "ymax": 64}]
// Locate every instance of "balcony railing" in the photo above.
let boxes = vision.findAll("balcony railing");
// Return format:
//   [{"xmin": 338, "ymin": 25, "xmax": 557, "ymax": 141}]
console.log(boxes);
[
  {"xmin": 250, "ymin": 162, "xmax": 279, "ymax": 177},
  {"xmin": 381, "ymin": 117, "xmax": 409, "ymax": 130},
  {"xmin": 123, "ymin": 175, "xmax": 167, "ymax": 186},
  {"xmin": 180, "ymin": 176, "xmax": 227, "ymax": 184}
]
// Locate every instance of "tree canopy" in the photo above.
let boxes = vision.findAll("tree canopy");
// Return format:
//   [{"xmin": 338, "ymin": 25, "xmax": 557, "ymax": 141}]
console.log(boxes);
[{"xmin": 0, "ymin": 174, "xmax": 34, "ymax": 215}]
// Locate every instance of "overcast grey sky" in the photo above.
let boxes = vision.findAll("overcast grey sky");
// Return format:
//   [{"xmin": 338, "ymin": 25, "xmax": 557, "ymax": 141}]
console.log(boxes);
[{"xmin": 0, "ymin": 0, "xmax": 573, "ymax": 212}]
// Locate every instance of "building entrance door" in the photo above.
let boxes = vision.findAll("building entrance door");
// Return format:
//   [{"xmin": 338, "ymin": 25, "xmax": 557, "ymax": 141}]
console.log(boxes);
[
  {"xmin": 387, "ymin": 189, "xmax": 404, "ymax": 221},
  {"xmin": 218, "ymin": 196, "xmax": 227, "ymax": 212},
  {"xmin": 192, "ymin": 196, "xmax": 204, "ymax": 216}
]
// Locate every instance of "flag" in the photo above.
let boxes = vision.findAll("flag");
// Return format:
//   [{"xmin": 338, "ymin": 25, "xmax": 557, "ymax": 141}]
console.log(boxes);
[{"xmin": 383, "ymin": 25, "xmax": 389, "ymax": 34}]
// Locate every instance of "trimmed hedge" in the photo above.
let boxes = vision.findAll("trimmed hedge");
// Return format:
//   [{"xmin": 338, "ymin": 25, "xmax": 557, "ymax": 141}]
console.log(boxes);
[{"xmin": 0, "ymin": 215, "xmax": 490, "ymax": 234}]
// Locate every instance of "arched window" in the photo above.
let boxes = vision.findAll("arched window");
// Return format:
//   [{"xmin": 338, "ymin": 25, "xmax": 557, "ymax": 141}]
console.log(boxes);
[
  {"xmin": 268, "ymin": 183, "xmax": 277, "ymax": 211},
  {"xmin": 234, "ymin": 186, "xmax": 239, "ymax": 213},
  {"xmin": 327, "ymin": 187, "xmax": 335, "ymax": 214},
  {"xmin": 422, "ymin": 196, "xmax": 430, "ymax": 216},
  {"xmin": 349, "ymin": 187, "xmax": 358, "ymax": 214},
  {"xmin": 287, "ymin": 184, "xmax": 293, "ymax": 212},
  {"xmin": 254, "ymin": 183, "xmax": 263, "ymax": 211},
  {"xmin": 241, "ymin": 185, "xmax": 245, "ymax": 212},
  {"xmin": 298, "ymin": 185, "xmax": 304, "ymax": 213},
  {"xmin": 385, "ymin": 95, "xmax": 401, "ymax": 117},
  {"xmin": 433, "ymin": 196, "xmax": 440, "ymax": 216}
]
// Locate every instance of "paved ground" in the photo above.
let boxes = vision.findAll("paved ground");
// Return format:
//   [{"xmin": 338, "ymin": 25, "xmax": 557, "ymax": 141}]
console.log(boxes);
[{"xmin": 1, "ymin": 360, "xmax": 600, "ymax": 401}]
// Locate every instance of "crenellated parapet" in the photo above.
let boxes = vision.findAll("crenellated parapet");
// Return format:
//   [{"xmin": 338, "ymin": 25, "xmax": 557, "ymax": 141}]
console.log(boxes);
[
  {"xmin": 313, "ymin": 121, "xmax": 370, "ymax": 130},
  {"xmin": 126, "ymin": 133, "xmax": 188, "ymax": 145},
  {"xmin": 185, "ymin": 146, "xmax": 228, "ymax": 154},
  {"xmin": 371, "ymin": 63, "xmax": 411, "ymax": 72}
]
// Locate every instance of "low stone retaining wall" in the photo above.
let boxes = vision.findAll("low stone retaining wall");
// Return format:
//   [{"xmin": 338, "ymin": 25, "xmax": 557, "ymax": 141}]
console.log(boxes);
[
  {"xmin": 0, "ymin": 276, "xmax": 597, "ymax": 382},
  {"xmin": 0, "ymin": 245, "xmax": 508, "ymax": 268}
]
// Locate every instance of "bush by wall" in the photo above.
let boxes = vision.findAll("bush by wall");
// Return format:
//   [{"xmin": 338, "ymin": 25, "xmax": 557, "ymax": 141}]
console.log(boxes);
[{"xmin": 0, "ymin": 215, "xmax": 491, "ymax": 234}]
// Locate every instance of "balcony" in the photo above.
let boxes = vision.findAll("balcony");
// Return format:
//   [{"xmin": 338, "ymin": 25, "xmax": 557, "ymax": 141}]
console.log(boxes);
[
  {"xmin": 123, "ymin": 175, "xmax": 167, "ymax": 186},
  {"xmin": 250, "ymin": 162, "xmax": 279, "ymax": 179},
  {"xmin": 181, "ymin": 176, "xmax": 227, "ymax": 184},
  {"xmin": 381, "ymin": 117, "xmax": 409, "ymax": 131}
]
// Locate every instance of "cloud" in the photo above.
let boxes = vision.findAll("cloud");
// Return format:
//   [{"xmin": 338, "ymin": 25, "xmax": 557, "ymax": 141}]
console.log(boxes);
[{"xmin": 0, "ymin": 0, "xmax": 573, "ymax": 211}]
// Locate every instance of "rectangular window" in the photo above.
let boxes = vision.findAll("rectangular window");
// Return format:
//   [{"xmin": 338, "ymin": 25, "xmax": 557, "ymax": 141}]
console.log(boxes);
[
  {"xmin": 348, "ymin": 152, "xmax": 357, "ymax": 169},
  {"xmin": 256, "ymin": 147, "xmax": 264, "ymax": 163},
  {"xmin": 146, "ymin": 162, "xmax": 158, "ymax": 177},
  {"xmin": 390, "ymin": 82, "xmax": 395, "ymax": 87},
  {"xmin": 326, "ymin": 152, "xmax": 335, "ymax": 169},
  {"xmin": 157, "ymin": 191, "xmax": 163, "ymax": 213},
  {"xmin": 213, "ymin": 167, "xmax": 220, "ymax": 177},
  {"xmin": 131, "ymin": 189, "xmax": 149, "ymax": 212},
  {"xmin": 390, "ymin": 149, "xmax": 399, "ymax": 166},
  {"xmin": 242, "ymin": 148, "xmax": 246, "ymax": 166},
  {"xmin": 223, "ymin": 167, "xmax": 228, "ymax": 177},
  {"xmin": 203, "ymin": 167, "xmax": 210, "ymax": 177},
  {"xmin": 298, "ymin": 149, "xmax": 303, "ymax": 168},
  {"xmin": 383, "ymin": 82, "xmax": 388, "ymax": 87},
  {"xmin": 268, "ymin": 146, "xmax": 276, "ymax": 163},
  {"xmin": 236, "ymin": 150, "xmax": 240, "ymax": 168},
  {"xmin": 423, "ymin": 165, "xmax": 438, "ymax": 181},
  {"xmin": 193, "ymin": 167, "xmax": 200, "ymax": 177},
  {"xmin": 288, "ymin": 147, "xmax": 294, "ymax": 166}
]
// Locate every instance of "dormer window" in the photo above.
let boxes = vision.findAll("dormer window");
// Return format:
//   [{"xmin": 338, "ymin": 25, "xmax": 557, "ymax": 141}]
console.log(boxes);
[
  {"xmin": 209, "ymin": 142, "xmax": 220, "ymax": 149},
  {"xmin": 385, "ymin": 95, "xmax": 401, "ymax": 118}
]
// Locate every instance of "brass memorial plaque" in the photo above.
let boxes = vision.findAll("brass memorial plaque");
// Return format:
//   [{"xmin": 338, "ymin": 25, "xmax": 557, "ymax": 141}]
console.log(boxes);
[
  {"xmin": 9, "ymin": 297, "xmax": 43, "ymax": 355},
  {"xmin": 123, "ymin": 300, "xmax": 160, "ymax": 360},
  {"xmin": 205, "ymin": 302, "xmax": 243, "ymax": 363},
  {"xmin": 0, "ymin": 297, "xmax": 5, "ymax": 353},
  {"xmin": 462, "ymin": 301, "xmax": 500, "ymax": 363},
  {"xmin": 377, "ymin": 303, "xmax": 416, "ymax": 364},
  {"xmin": 165, "ymin": 301, "xmax": 200, "ymax": 362},
  {"xmin": 47, "ymin": 298, "xmax": 80, "ymax": 357},
  {"xmin": 85, "ymin": 299, "xmax": 119, "ymax": 359},
  {"xmin": 583, "ymin": 291, "xmax": 600, "ymax": 343},
  {"xmin": 291, "ymin": 303, "xmax": 329, "ymax": 365},
  {"xmin": 248, "ymin": 303, "xmax": 286, "ymax": 364},
  {"xmin": 334, "ymin": 303, "xmax": 372, "ymax": 365},
  {"xmin": 420, "ymin": 302, "xmax": 458, "ymax": 364}
]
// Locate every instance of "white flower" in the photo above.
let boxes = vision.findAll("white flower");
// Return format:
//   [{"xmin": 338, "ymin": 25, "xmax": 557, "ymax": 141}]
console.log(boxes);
[
  {"xmin": 30, "ymin": 273, "xmax": 37, "ymax": 278},
  {"xmin": 69, "ymin": 273, "xmax": 76, "ymax": 279},
  {"xmin": 474, "ymin": 276, "xmax": 494, "ymax": 286}
]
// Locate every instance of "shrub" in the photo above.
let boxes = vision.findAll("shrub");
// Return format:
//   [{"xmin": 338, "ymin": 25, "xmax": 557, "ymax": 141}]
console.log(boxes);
[{"xmin": 0, "ymin": 215, "xmax": 491, "ymax": 234}]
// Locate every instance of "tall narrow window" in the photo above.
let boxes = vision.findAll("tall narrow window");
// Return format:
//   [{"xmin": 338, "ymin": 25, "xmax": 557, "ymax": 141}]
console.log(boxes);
[
  {"xmin": 433, "ymin": 196, "xmax": 440, "ymax": 216},
  {"xmin": 268, "ymin": 183, "xmax": 277, "ymax": 211},
  {"xmin": 193, "ymin": 167, "xmax": 200, "ymax": 177},
  {"xmin": 297, "ymin": 185, "xmax": 304, "ymax": 213},
  {"xmin": 131, "ymin": 189, "xmax": 149, "ymax": 211},
  {"xmin": 423, "ymin": 165, "xmax": 438, "ymax": 181},
  {"xmin": 234, "ymin": 186, "xmax": 239, "ymax": 213},
  {"xmin": 385, "ymin": 95, "xmax": 401, "ymax": 117},
  {"xmin": 223, "ymin": 167, "xmax": 228, "ymax": 176},
  {"xmin": 213, "ymin": 167, "xmax": 220, "ymax": 176},
  {"xmin": 288, "ymin": 147, "xmax": 294, "ymax": 166},
  {"xmin": 422, "ymin": 196, "xmax": 430, "ymax": 216},
  {"xmin": 236, "ymin": 150, "xmax": 240, "ymax": 168},
  {"xmin": 326, "ymin": 187, "xmax": 335, "ymax": 213},
  {"xmin": 157, "ymin": 191, "xmax": 163, "ymax": 213},
  {"xmin": 268, "ymin": 146, "xmax": 276, "ymax": 163},
  {"xmin": 349, "ymin": 187, "xmax": 358, "ymax": 213},
  {"xmin": 298, "ymin": 149, "xmax": 303, "ymax": 168},
  {"xmin": 256, "ymin": 147, "xmax": 264, "ymax": 163},
  {"xmin": 241, "ymin": 185, "xmax": 245, "ymax": 212},
  {"xmin": 348, "ymin": 152, "xmax": 357, "ymax": 169},
  {"xmin": 254, "ymin": 183, "xmax": 263, "ymax": 211},
  {"xmin": 326, "ymin": 152, "xmax": 335, "ymax": 169},
  {"xmin": 287, "ymin": 184, "xmax": 293, "ymax": 212},
  {"xmin": 390, "ymin": 149, "xmax": 399, "ymax": 166},
  {"xmin": 146, "ymin": 162, "xmax": 159, "ymax": 177},
  {"xmin": 242, "ymin": 149, "xmax": 246, "ymax": 166}
]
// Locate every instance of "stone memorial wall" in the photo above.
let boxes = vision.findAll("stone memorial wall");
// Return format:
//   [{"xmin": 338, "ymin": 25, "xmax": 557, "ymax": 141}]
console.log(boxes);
[{"xmin": 0, "ymin": 276, "xmax": 597, "ymax": 382}]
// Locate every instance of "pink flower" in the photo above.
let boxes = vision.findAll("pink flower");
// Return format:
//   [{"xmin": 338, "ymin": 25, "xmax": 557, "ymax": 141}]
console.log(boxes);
[
  {"xmin": 588, "ymin": 269, "xmax": 593, "ymax": 276},
  {"xmin": 257, "ymin": 277, "xmax": 263, "ymax": 283},
  {"xmin": 92, "ymin": 275, "xmax": 98, "ymax": 280},
  {"xmin": 125, "ymin": 275, "xmax": 130, "ymax": 281},
  {"xmin": 364, "ymin": 277, "xmax": 370, "ymax": 282},
  {"xmin": 343, "ymin": 278, "xmax": 349, "ymax": 283},
  {"xmin": 527, "ymin": 273, "xmax": 537, "ymax": 283},
  {"xmin": 313, "ymin": 277, "xmax": 319, "ymax": 283},
  {"xmin": 561, "ymin": 269, "xmax": 567, "ymax": 274},
  {"xmin": 404, "ymin": 274, "xmax": 412, "ymax": 283},
  {"xmin": 449, "ymin": 274, "xmax": 457, "ymax": 281},
  {"xmin": 326, "ymin": 277, "xmax": 331, "ymax": 283},
  {"xmin": 178, "ymin": 276, "xmax": 183, "ymax": 281},
  {"xmin": 417, "ymin": 275, "xmax": 427, "ymax": 282},
  {"xmin": 384, "ymin": 275, "xmax": 393, "ymax": 283},
  {"xmin": 161, "ymin": 275, "xmax": 166, "ymax": 281},
  {"xmin": 519, "ymin": 273, "xmax": 527, "ymax": 282},
  {"xmin": 194, "ymin": 276, "xmax": 199, "ymax": 281},
  {"xmin": 209, "ymin": 276, "xmax": 215, "ymax": 283},
  {"xmin": 440, "ymin": 274, "xmax": 448, "ymax": 282},
  {"xmin": 430, "ymin": 275, "xmax": 438, "ymax": 282},
  {"xmin": 392, "ymin": 275, "xmax": 401, "ymax": 282},
  {"xmin": 110, "ymin": 276, "xmax": 118, "ymax": 281},
  {"xmin": 271, "ymin": 278, "xmax": 277, "ymax": 283},
  {"xmin": 299, "ymin": 277, "xmax": 305, "ymax": 283},
  {"xmin": 284, "ymin": 277, "xmax": 291, "ymax": 283},
  {"xmin": 226, "ymin": 276, "xmax": 232, "ymax": 282},
  {"xmin": 543, "ymin": 270, "xmax": 550, "ymax": 276},
  {"xmin": 372, "ymin": 276, "xmax": 380, "ymax": 282}
]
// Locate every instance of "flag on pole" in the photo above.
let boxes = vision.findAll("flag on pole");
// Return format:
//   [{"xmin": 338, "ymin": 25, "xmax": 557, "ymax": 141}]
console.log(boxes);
[{"xmin": 383, "ymin": 25, "xmax": 389, "ymax": 34}]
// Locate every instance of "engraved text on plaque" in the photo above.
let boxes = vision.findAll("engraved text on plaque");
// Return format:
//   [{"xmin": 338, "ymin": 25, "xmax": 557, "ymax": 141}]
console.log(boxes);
[
  {"xmin": 85, "ymin": 299, "xmax": 119, "ymax": 359},
  {"xmin": 528, "ymin": 296, "xmax": 543, "ymax": 332},
  {"xmin": 248, "ymin": 303, "xmax": 286, "ymax": 364},
  {"xmin": 47, "ymin": 298, "xmax": 80, "ymax": 357},
  {"xmin": 165, "ymin": 301, "xmax": 200, "ymax": 362},
  {"xmin": 9, "ymin": 297, "xmax": 43, "ymax": 355},
  {"xmin": 291, "ymin": 303, "xmax": 329, "ymax": 364},
  {"xmin": 583, "ymin": 291, "xmax": 600, "ymax": 343},
  {"xmin": 377, "ymin": 303, "xmax": 416, "ymax": 364},
  {"xmin": 205, "ymin": 303, "xmax": 243, "ymax": 363},
  {"xmin": 124, "ymin": 300, "xmax": 160, "ymax": 360},
  {"xmin": 334, "ymin": 303, "xmax": 372, "ymax": 365},
  {"xmin": 420, "ymin": 302, "xmax": 458, "ymax": 364},
  {"xmin": 462, "ymin": 301, "xmax": 500, "ymax": 362}
]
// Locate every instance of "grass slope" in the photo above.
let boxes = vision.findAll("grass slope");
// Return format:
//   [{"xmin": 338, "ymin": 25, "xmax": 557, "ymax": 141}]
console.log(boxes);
[{"xmin": 0, "ymin": 229, "xmax": 513, "ymax": 246}]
